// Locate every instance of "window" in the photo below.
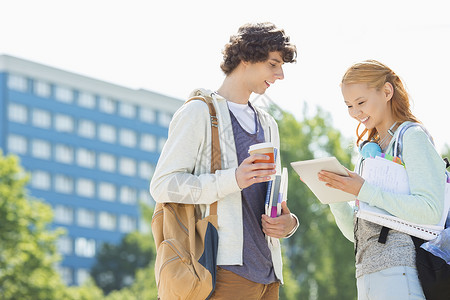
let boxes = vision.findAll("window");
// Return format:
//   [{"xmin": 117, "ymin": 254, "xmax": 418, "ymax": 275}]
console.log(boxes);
[
  {"xmin": 55, "ymin": 114, "xmax": 74, "ymax": 133},
  {"xmin": 119, "ymin": 102, "xmax": 136, "ymax": 118},
  {"xmin": 75, "ymin": 237, "xmax": 96, "ymax": 257},
  {"xmin": 57, "ymin": 236, "xmax": 73, "ymax": 255},
  {"xmin": 32, "ymin": 109, "xmax": 51, "ymax": 128},
  {"xmin": 55, "ymin": 144, "xmax": 74, "ymax": 164},
  {"xmin": 139, "ymin": 161, "xmax": 154, "ymax": 179},
  {"xmin": 78, "ymin": 92, "xmax": 96, "ymax": 109},
  {"xmin": 54, "ymin": 175, "xmax": 74, "ymax": 194},
  {"xmin": 140, "ymin": 107, "xmax": 155, "ymax": 123},
  {"xmin": 78, "ymin": 119, "xmax": 96, "ymax": 139},
  {"xmin": 158, "ymin": 137, "xmax": 167, "ymax": 152},
  {"xmin": 159, "ymin": 112, "xmax": 172, "ymax": 127},
  {"xmin": 55, "ymin": 86, "xmax": 73, "ymax": 103},
  {"xmin": 99, "ymin": 124, "xmax": 116, "ymax": 143},
  {"xmin": 77, "ymin": 268, "xmax": 90, "ymax": 285},
  {"xmin": 98, "ymin": 153, "xmax": 116, "ymax": 172},
  {"xmin": 119, "ymin": 157, "xmax": 136, "ymax": 177},
  {"xmin": 8, "ymin": 103, "xmax": 27, "ymax": 123},
  {"xmin": 31, "ymin": 170, "xmax": 51, "ymax": 190},
  {"xmin": 99, "ymin": 97, "xmax": 116, "ymax": 114},
  {"xmin": 8, "ymin": 134, "xmax": 27, "ymax": 155},
  {"xmin": 120, "ymin": 186, "xmax": 137, "ymax": 204},
  {"xmin": 54, "ymin": 205, "xmax": 73, "ymax": 224},
  {"xmin": 34, "ymin": 80, "xmax": 51, "ymax": 98},
  {"xmin": 140, "ymin": 134, "xmax": 156, "ymax": 152},
  {"xmin": 99, "ymin": 182, "xmax": 116, "ymax": 202},
  {"xmin": 77, "ymin": 178, "xmax": 95, "ymax": 198},
  {"xmin": 31, "ymin": 139, "xmax": 51, "ymax": 159},
  {"xmin": 99, "ymin": 212, "xmax": 117, "ymax": 231},
  {"xmin": 77, "ymin": 208, "xmax": 96, "ymax": 228},
  {"xmin": 58, "ymin": 267, "xmax": 73, "ymax": 285},
  {"xmin": 120, "ymin": 215, "xmax": 136, "ymax": 233},
  {"xmin": 7, "ymin": 74, "xmax": 27, "ymax": 92},
  {"xmin": 77, "ymin": 148, "xmax": 95, "ymax": 168},
  {"xmin": 119, "ymin": 129, "xmax": 137, "ymax": 148}
]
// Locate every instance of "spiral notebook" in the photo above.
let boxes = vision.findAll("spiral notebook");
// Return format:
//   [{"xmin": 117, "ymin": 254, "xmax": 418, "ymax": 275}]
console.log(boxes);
[{"xmin": 357, "ymin": 157, "xmax": 450, "ymax": 240}]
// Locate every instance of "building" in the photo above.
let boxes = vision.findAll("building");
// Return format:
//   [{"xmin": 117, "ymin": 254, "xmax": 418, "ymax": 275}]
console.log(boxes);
[{"xmin": 0, "ymin": 54, "xmax": 182, "ymax": 285}]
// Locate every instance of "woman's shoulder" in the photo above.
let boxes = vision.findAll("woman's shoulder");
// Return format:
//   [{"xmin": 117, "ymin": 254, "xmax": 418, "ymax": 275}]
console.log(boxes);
[{"xmin": 400, "ymin": 122, "xmax": 431, "ymax": 144}]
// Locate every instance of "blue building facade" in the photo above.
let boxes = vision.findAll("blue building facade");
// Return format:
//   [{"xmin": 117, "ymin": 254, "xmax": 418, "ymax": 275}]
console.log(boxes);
[{"xmin": 0, "ymin": 55, "xmax": 182, "ymax": 285}]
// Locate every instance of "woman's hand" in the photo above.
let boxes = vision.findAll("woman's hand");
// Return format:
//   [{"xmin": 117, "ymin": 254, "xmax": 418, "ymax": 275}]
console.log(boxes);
[{"xmin": 318, "ymin": 168, "xmax": 364, "ymax": 196}]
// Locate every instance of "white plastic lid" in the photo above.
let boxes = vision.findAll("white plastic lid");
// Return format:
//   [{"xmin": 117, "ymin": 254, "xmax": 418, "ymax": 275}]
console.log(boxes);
[{"xmin": 248, "ymin": 142, "xmax": 274, "ymax": 152}]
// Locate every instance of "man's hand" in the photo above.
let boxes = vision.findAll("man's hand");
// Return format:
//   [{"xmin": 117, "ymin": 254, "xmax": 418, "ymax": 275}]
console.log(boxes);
[
  {"xmin": 235, "ymin": 154, "xmax": 276, "ymax": 189},
  {"xmin": 262, "ymin": 201, "xmax": 297, "ymax": 238}
]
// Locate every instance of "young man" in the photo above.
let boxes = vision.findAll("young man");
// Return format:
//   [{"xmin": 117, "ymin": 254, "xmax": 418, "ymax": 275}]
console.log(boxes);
[{"xmin": 150, "ymin": 22, "xmax": 298, "ymax": 299}]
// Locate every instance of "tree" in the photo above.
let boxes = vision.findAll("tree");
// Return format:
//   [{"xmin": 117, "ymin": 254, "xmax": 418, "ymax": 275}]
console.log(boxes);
[
  {"xmin": 90, "ymin": 231, "xmax": 155, "ymax": 295},
  {"xmin": 441, "ymin": 144, "xmax": 450, "ymax": 164},
  {"xmin": 272, "ymin": 105, "xmax": 358, "ymax": 300},
  {"xmin": 0, "ymin": 152, "xmax": 69, "ymax": 299},
  {"xmin": 90, "ymin": 203, "xmax": 156, "ymax": 295},
  {"xmin": 103, "ymin": 266, "xmax": 158, "ymax": 300}
]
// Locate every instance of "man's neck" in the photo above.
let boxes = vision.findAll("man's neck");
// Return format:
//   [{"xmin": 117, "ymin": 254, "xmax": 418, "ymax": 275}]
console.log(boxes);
[{"xmin": 216, "ymin": 73, "xmax": 251, "ymax": 105}]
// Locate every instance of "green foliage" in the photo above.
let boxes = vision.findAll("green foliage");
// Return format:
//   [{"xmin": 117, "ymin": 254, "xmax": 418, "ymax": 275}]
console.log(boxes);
[
  {"xmin": 104, "ymin": 267, "xmax": 158, "ymax": 300},
  {"xmin": 66, "ymin": 279, "xmax": 104, "ymax": 300},
  {"xmin": 0, "ymin": 152, "xmax": 69, "ymax": 299},
  {"xmin": 273, "ymin": 106, "xmax": 358, "ymax": 300},
  {"xmin": 90, "ymin": 227, "xmax": 156, "ymax": 295},
  {"xmin": 441, "ymin": 144, "xmax": 450, "ymax": 163}
]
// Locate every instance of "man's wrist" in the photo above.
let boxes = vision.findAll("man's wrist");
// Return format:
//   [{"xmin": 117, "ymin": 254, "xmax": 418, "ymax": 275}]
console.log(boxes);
[{"xmin": 285, "ymin": 213, "xmax": 298, "ymax": 238}]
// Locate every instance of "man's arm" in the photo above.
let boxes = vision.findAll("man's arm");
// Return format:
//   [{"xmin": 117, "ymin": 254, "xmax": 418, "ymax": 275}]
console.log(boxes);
[{"xmin": 150, "ymin": 101, "xmax": 241, "ymax": 204}]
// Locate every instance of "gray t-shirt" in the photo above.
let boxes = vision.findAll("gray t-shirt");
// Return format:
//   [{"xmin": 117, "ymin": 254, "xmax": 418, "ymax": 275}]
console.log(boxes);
[{"xmin": 220, "ymin": 105, "xmax": 277, "ymax": 284}]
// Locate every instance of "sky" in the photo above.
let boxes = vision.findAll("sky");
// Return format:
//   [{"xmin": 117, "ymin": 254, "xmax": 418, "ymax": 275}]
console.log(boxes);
[{"xmin": 1, "ymin": 0, "xmax": 449, "ymax": 153}]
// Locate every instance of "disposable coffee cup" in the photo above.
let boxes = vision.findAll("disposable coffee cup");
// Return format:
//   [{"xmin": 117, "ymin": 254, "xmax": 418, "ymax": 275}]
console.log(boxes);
[
  {"xmin": 248, "ymin": 142, "xmax": 275, "ymax": 164},
  {"xmin": 249, "ymin": 142, "xmax": 275, "ymax": 180}
]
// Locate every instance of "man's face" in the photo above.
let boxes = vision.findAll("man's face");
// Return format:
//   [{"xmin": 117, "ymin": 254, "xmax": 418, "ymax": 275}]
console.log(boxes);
[{"xmin": 244, "ymin": 51, "xmax": 285, "ymax": 95}]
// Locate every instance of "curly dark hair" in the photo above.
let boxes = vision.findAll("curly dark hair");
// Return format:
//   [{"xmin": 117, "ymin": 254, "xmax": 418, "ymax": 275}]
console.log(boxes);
[{"xmin": 220, "ymin": 22, "xmax": 297, "ymax": 75}]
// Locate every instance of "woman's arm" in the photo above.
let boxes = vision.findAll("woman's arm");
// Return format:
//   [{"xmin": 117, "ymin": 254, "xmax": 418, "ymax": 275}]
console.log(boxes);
[{"xmin": 358, "ymin": 127, "xmax": 446, "ymax": 225}]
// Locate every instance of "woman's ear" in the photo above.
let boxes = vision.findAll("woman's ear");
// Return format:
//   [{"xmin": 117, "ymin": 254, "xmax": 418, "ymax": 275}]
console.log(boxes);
[{"xmin": 384, "ymin": 82, "xmax": 394, "ymax": 101}]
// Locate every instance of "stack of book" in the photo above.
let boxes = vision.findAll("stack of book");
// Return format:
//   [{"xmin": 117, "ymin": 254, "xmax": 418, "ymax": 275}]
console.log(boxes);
[{"xmin": 265, "ymin": 149, "xmax": 288, "ymax": 218}]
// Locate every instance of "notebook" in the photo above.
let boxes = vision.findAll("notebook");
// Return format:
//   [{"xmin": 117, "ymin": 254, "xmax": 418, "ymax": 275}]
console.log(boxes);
[{"xmin": 357, "ymin": 156, "xmax": 450, "ymax": 240}]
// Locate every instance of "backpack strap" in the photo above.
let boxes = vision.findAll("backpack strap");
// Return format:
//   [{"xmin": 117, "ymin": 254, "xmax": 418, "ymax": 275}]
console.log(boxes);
[
  {"xmin": 378, "ymin": 123, "xmax": 432, "ymax": 244},
  {"xmin": 392, "ymin": 122, "xmax": 434, "ymax": 160},
  {"xmin": 185, "ymin": 96, "xmax": 221, "ymax": 215}
]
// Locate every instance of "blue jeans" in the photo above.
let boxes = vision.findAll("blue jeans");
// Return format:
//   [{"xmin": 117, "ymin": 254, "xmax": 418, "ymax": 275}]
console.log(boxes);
[{"xmin": 357, "ymin": 266, "xmax": 425, "ymax": 300}]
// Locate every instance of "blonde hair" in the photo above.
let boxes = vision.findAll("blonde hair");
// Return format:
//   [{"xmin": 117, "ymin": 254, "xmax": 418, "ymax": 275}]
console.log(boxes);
[{"xmin": 341, "ymin": 60, "xmax": 420, "ymax": 146}]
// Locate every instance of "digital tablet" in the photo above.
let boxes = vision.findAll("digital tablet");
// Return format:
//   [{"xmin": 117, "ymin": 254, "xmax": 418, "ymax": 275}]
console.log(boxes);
[{"xmin": 290, "ymin": 157, "xmax": 356, "ymax": 204}]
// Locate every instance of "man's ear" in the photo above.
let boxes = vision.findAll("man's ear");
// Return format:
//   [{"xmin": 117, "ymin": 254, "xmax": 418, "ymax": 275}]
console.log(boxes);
[{"xmin": 384, "ymin": 82, "xmax": 394, "ymax": 101}]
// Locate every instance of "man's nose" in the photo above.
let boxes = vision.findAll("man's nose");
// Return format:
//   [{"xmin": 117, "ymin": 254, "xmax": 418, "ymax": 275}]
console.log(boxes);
[{"xmin": 275, "ymin": 68, "xmax": 284, "ymax": 80}]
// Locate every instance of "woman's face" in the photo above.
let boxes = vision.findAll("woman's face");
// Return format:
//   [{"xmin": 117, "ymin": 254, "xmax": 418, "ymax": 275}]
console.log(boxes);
[{"xmin": 341, "ymin": 82, "xmax": 393, "ymax": 131}]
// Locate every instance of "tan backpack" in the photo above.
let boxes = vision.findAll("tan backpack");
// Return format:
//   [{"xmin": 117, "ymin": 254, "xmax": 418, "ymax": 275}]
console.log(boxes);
[{"xmin": 151, "ymin": 96, "xmax": 221, "ymax": 300}]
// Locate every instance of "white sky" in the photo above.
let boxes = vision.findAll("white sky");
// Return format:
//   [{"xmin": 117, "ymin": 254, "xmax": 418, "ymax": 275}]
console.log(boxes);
[{"xmin": 1, "ymin": 0, "xmax": 449, "ymax": 152}]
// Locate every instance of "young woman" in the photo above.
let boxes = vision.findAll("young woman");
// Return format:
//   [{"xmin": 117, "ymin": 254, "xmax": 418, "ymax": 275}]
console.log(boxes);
[{"xmin": 318, "ymin": 60, "xmax": 446, "ymax": 300}]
